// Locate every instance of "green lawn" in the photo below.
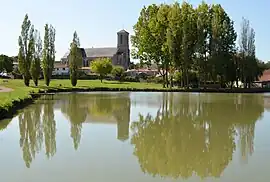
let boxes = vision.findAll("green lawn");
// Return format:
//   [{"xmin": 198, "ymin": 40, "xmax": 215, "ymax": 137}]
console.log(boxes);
[
  {"xmin": 0, "ymin": 80, "xmax": 38, "ymax": 108},
  {"xmin": 0, "ymin": 79, "xmax": 163, "ymax": 108}
]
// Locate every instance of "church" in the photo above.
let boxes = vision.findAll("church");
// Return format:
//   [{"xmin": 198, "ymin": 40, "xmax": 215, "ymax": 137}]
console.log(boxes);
[{"xmin": 60, "ymin": 29, "xmax": 130, "ymax": 70}]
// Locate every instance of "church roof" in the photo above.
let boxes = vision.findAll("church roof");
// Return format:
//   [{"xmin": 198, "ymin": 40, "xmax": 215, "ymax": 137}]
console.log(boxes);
[
  {"xmin": 85, "ymin": 47, "xmax": 117, "ymax": 58},
  {"xmin": 117, "ymin": 29, "xmax": 129, "ymax": 34},
  {"xmin": 62, "ymin": 47, "xmax": 117, "ymax": 59}
]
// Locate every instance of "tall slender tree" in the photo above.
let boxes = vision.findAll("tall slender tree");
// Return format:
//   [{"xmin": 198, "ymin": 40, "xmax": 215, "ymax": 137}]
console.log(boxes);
[
  {"xmin": 42, "ymin": 24, "xmax": 56, "ymax": 86},
  {"xmin": 209, "ymin": 4, "xmax": 237, "ymax": 86},
  {"xmin": 69, "ymin": 31, "xmax": 83, "ymax": 86},
  {"xmin": 238, "ymin": 17, "xmax": 261, "ymax": 88},
  {"xmin": 18, "ymin": 14, "xmax": 35, "ymax": 86},
  {"xmin": 180, "ymin": 2, "xmax": 197, "ymax": 87},
  {"xmin": 195, "ymin": 2, "xmax": 210, "ymax": 87},
  {"xmin": 30, "ymin": 30, "xmax": 42, "ymax": 86},
  {"xmin": 166, "ymin": 2, "xmax": 182, "ymax": 87}
]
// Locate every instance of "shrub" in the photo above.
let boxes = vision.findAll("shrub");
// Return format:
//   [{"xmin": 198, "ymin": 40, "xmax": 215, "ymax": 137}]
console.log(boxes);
[
  {"xmin": 111, "ymin": 66, "xmax": 125, "ymax": 81},
  {"xmin": 123, "ymin": 76, "xmax": 140, "ymax": 82}
]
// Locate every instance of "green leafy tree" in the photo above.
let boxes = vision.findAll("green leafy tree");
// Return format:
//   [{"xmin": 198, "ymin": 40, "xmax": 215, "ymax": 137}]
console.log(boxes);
[
  {"xmin": 166, "ymin": 2, "xmax": 182, "ymax": 87},
  {"xmin": 0, "ymin": 55, "xmax": 13, "ymax": 73},
  {"xmin": 195, "ymin": 2, "xmax": 211, "ymax": 87},
  {"xmin": 180, "ymin": 2, "xmax": 198, "ymax": 88},
  {"xmin": 42, "ymin": 24, "xmax": 56, "ymax": 86},
  {"xmin": 90, "ymin": 58, "xmax": 113, "ymax": 82},
  {"xmin": 131, "ymin": 5, "xmax": 169, "ymax": 87},
  {"xmin": 209, "ymin": 4, "xmax": 237, "ymax": 87},
  {"xmin": 69, "ymin": 31, "xmax": 83, "ymax": 86},
  {"xmin": 132, "ymin": 2, "xmax": 261, "ymax": 89},
  {"xmin": 111, "ymin": 65, "xmax": 125, "ymax": 81},
  {"xmin": 18, "ymin": 14, "xmax": 35, "ymax": 86},
  {"xmin": 30, "ymin": 30, "xmax": 42, "ymax": 86}
]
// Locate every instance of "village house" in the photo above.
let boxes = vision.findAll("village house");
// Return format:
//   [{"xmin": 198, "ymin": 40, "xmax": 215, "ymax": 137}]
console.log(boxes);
[
  {"xmin": 256, "ymin": 69, "xmax": 270, "ymax": 88},
  {"xmin": 126, "ymin": 69, "xmax": 159, "ymax": 77},
  {"xmin": 52, "ymin": 62, "xmax": 69, "ymax": 76},
  {"xmin": 60, "ymin": 29, "xmax": 131, "ymax": 70}
]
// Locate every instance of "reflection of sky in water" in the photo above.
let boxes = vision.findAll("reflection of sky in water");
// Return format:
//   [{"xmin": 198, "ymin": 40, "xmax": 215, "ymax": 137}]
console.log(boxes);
[{"xmin": 0, "ymin": 92, "xmax": 270, "ymax": 182}]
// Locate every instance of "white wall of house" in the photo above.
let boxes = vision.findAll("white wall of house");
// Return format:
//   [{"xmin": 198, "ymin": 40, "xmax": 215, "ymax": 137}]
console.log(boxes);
[
  {"xmin": 52, "ymin": 67, "xmax": 69, "ymax": 75},
  {"xmin": 126, "ymin": 69, "xmax": 159, "ymax": 77}
]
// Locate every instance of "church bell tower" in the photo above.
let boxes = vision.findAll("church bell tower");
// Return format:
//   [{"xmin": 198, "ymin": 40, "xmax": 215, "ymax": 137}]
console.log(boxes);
[{"xmin": 117, "ymin": 30, "xmax": 130, "ymax": 70}]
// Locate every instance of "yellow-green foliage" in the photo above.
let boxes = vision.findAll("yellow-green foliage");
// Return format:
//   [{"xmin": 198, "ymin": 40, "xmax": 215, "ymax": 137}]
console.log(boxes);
[{"xmin": 90, "ymin": 58, "xmax": 113, "ymax": 82}]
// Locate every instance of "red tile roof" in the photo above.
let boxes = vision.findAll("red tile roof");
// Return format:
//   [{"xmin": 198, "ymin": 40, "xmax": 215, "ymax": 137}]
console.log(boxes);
[
  {"xmin": 54, "ymin": 63, "xmax": 68, "ymax": 68},
  {"xmin": 259, "ymin": 69, "xmax": 270, "ymax": 82}
]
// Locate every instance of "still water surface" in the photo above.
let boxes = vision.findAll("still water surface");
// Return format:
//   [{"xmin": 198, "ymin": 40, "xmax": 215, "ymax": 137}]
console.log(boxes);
[{"xmin": 0, "ymin": 92, "xmax": 270, "ymax": 182}]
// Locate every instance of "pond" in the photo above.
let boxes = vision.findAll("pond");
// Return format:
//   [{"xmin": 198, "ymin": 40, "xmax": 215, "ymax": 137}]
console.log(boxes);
[{"xmin": 0, "ymin": 92, "xmax": 270, "ymax": 182}]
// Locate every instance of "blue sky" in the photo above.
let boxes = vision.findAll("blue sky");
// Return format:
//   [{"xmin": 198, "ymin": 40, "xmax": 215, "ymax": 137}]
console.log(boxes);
[{"xmin": 1, "ymin": 0, "xmax": 269, "ymax": 62}]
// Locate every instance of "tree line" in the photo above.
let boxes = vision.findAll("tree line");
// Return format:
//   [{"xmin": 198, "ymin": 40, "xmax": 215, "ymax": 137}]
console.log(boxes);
[
  {"xmin": 131, "ymin": 1, "xmax": 267, "ymax": 88},
  {"xmin": 0, "ymin": 55, "xmax": 13, "ymax": 74},
  {"xmin": 16, "ymin": 14, "xmax": 126, "ymax": 87},
  {"xmin": 18, "ymin": 14, "xmax": 55, "ymax": 86},
  {"xmin": 17, "ymin": 14, "xmax": 87, "ymax": 87}
]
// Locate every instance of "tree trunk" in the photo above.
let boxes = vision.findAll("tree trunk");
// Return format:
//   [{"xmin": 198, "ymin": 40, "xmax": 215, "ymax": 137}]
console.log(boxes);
[
  {"xmin": 45, "ymin": 78, "xmax": 50, "ymax": 86},
  {"xmin": 204, "ymin": 72, "xmax": 206, "ymax": 89},
  {"xmin": 162, "ymin": 74, "xmax": 166, "ymax": 88},
  {"xmin": 23, "ymin": 76, "xmax": 30, "ymax": 87},
  {"xmin": 34, "ymin": 79, "xmax": 38, "ymax": 87},
  {"xmin": 71, "ymin": 71, "xmax": 77, "ymax": 86},
  {"xmin": 186, "ymin": 70, "xmax": 189, "ymax": 89},
  {"xmin": 166, "ymin": 70, "xmax": 169, "ymax": 88},
  {"xmin": 170, "ymin": 74, "xmax": 173, "ymax": 88}
]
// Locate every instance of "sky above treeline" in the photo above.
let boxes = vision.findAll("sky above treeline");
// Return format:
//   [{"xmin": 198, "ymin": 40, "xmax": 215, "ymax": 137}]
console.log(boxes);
[{"xmin": 1, "ymin": 0, "xmax": 269, "ymax": 62}]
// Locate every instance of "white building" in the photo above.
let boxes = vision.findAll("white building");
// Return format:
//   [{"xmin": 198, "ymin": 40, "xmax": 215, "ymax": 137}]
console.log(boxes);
[{"xmin": 52, "ymin": 62, "xmax": 69, "ymax": 76}]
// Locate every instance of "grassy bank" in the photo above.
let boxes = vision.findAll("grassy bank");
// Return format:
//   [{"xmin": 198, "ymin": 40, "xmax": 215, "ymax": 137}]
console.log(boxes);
[
  {"xmin": 1, "ymin": 79, "xmax": 270, "ymax": 120},
  {"xmin": 0, "ymin": 79, "xmax": 163, "ymax": 119}
]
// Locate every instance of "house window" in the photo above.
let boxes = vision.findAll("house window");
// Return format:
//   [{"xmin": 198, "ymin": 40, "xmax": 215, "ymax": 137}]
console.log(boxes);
[{"xmin": 120, "ymin": 34, "xmax": 123, "ymax": 44}]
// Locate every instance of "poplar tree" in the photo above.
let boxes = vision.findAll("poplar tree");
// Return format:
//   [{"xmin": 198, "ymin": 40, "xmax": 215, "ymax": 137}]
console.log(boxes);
[
  {"xmin": 30, "ymin": 30, "xmax": 42, "ymax": 86},
  {"xmin": 42, "ymin": 24, "xmax": 56, "ymax": 86},
  {"xmin": 69, "ymin": 31, "xmax": 83, "ymax": 86},
  {"xmin": 18, "ymin": 14, "xmax": 35, "ymax": 86}
]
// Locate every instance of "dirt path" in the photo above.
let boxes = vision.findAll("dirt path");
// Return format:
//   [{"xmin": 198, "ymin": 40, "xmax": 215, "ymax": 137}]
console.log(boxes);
[{"xmin": 0, "ymin": 86, "xmax": 14, "ymax": 92}]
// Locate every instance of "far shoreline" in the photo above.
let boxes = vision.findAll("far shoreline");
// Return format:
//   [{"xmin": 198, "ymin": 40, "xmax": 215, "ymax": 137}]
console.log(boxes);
[
  {"xmin": 37, "ymin": 87, "xmax": 270, "ymax": 93},
  {"xmin": 1, "ymin": 86, "xmax": 270, "ymax": 121}
]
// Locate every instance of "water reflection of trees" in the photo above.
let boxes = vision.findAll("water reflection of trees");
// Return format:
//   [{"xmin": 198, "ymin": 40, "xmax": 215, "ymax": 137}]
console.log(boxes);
[
  {"xmin": 18, "ymin": 93, "xmax": 131, "ymax": 167},
  {"xmin": 19, "ymin": 101, "xmax": 56, "ymax": 168},
  {"xmin": 59, "ymin": 93, "xmax": 131, "ymax": 150},
  {"xmin": 131, "ymin": 93, "xmax": 264, "ymax": 180},
  {"xmin": 60, "ymin": 94, "xmax": 87, "ymax": 150}
]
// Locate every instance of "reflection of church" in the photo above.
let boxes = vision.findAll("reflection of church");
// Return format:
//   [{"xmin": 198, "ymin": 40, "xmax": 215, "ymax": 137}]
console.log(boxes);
[
  {"xmin": 115, "ymin": 100, "xmax": 131, "ymax": 141},
  {"xmin": 56, "ymin": 92, "xmax": 131, "ymax": 142},
  {"xmin": 85, "ymin": 93, "xmax": 131, "ymax": 141}
]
